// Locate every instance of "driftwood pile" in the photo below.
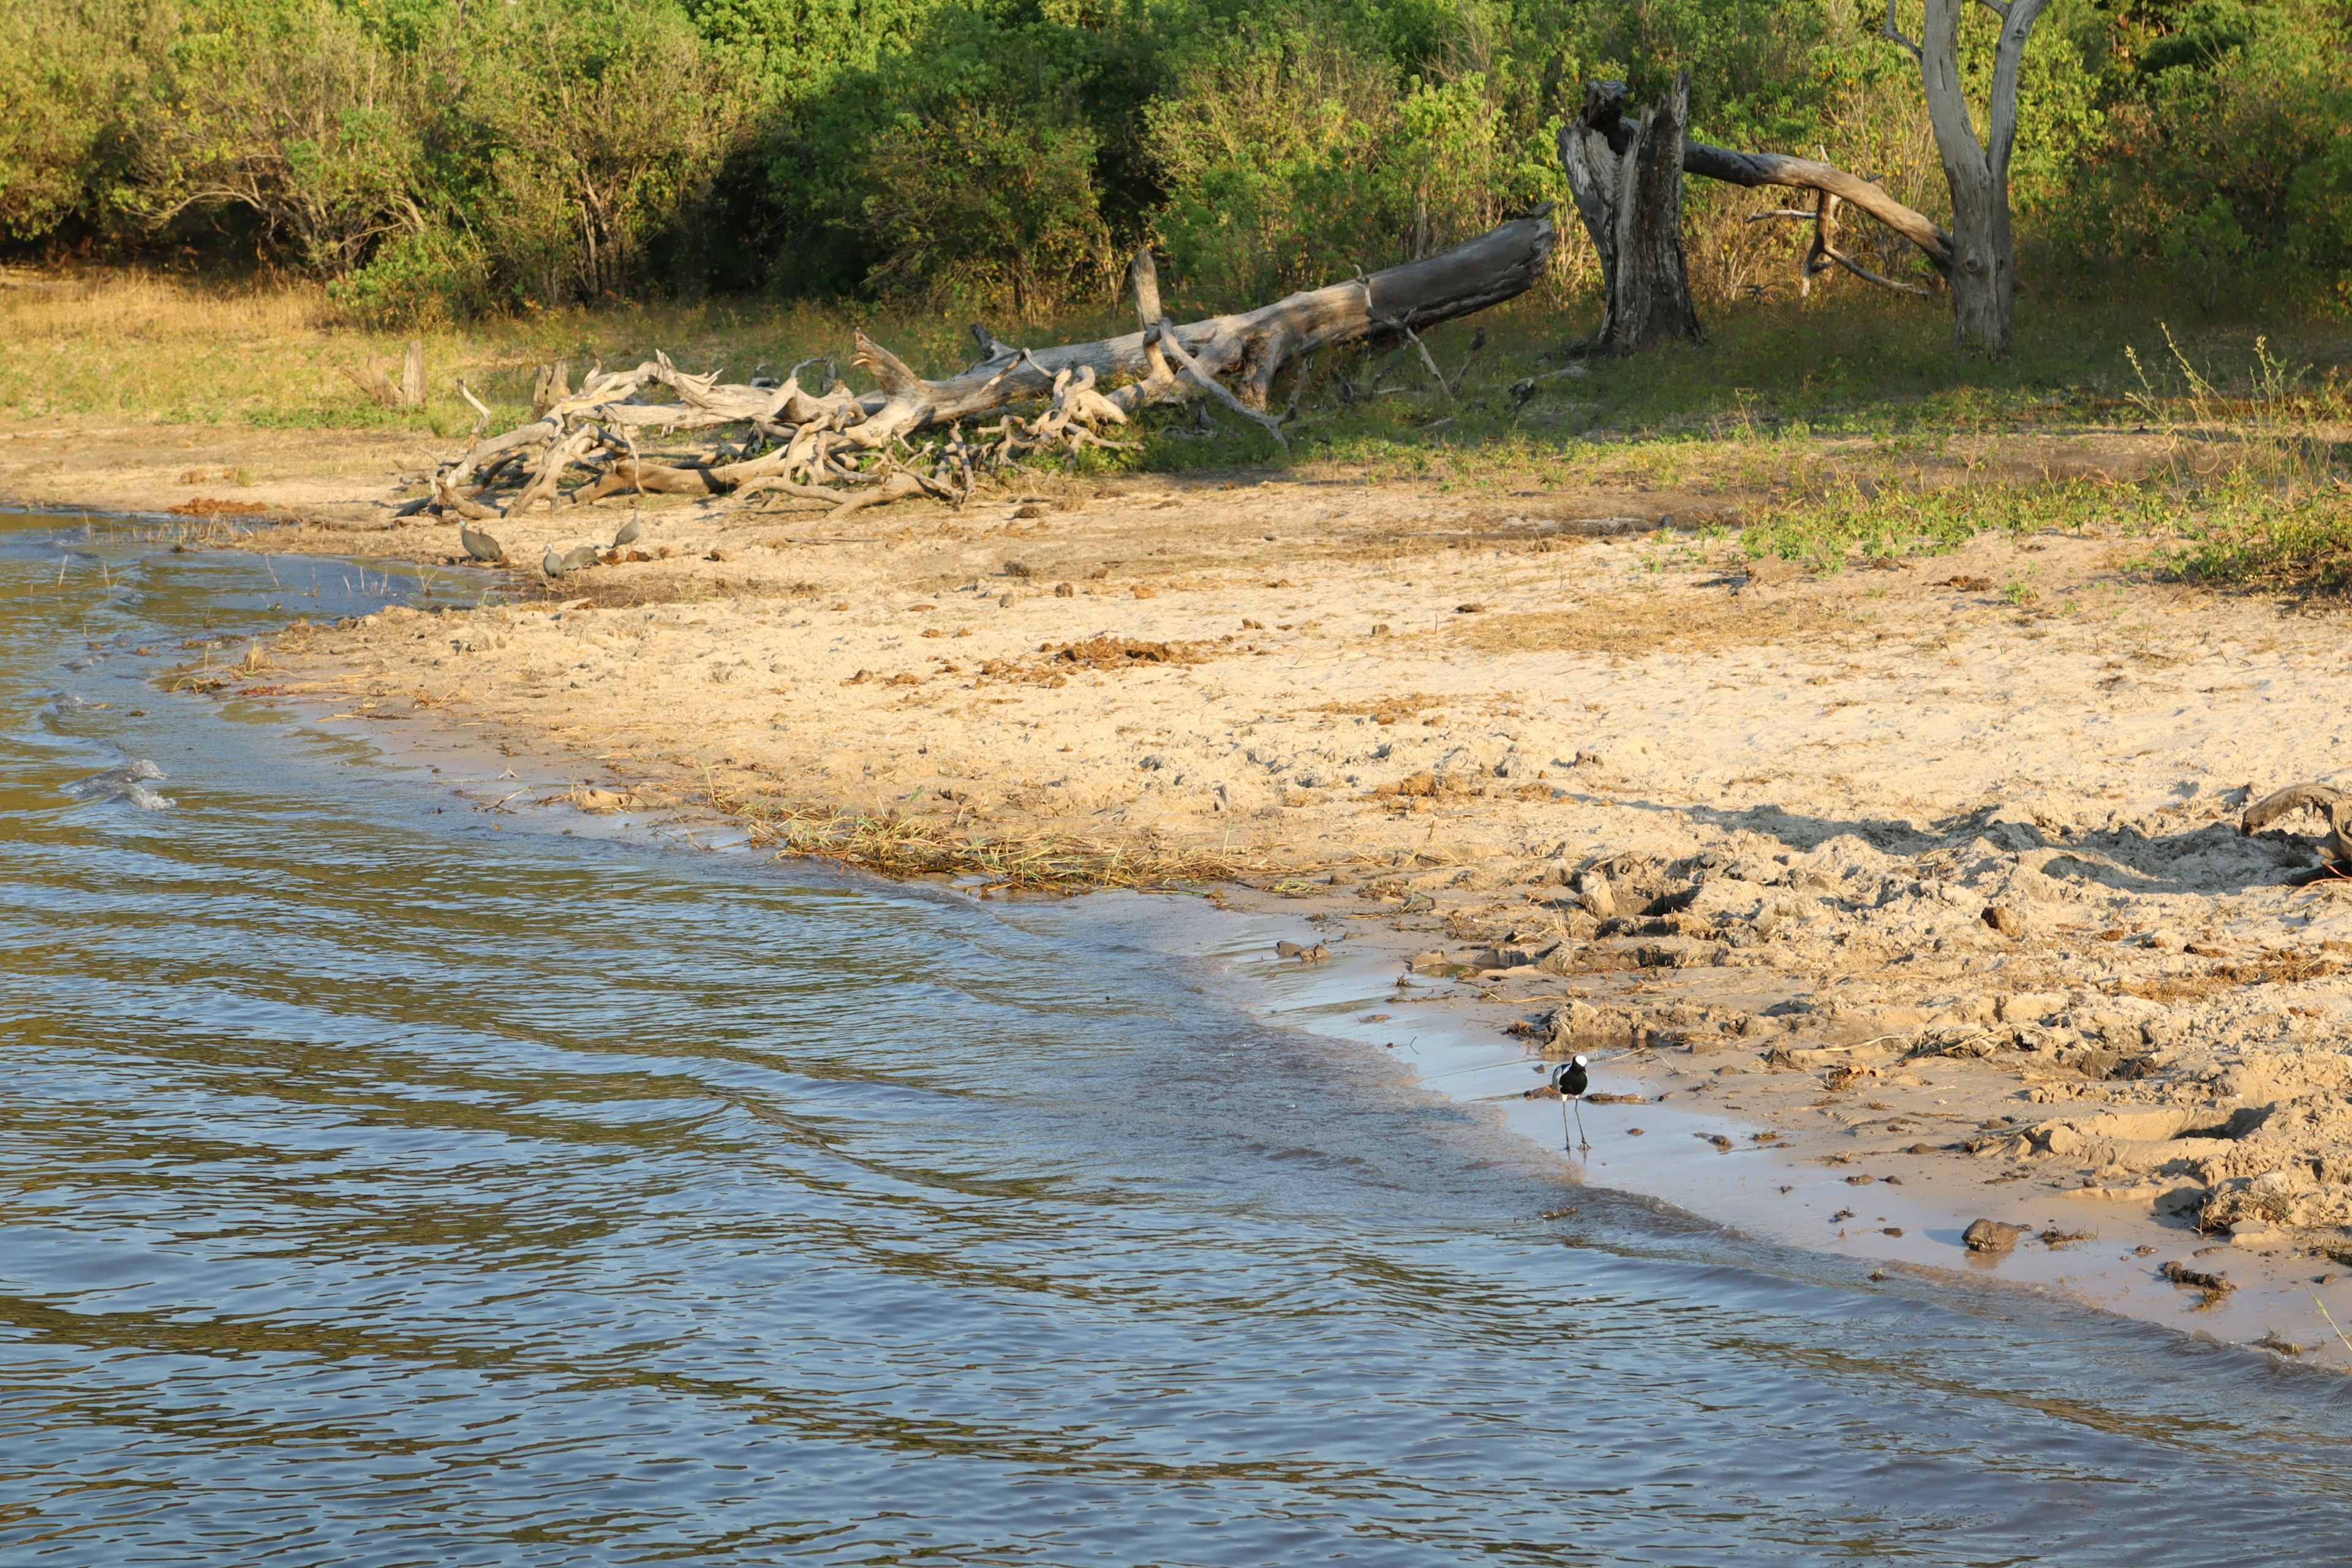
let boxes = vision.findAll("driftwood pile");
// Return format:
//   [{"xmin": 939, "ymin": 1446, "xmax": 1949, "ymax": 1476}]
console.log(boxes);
[{"xmin": 406, "ymin": 212, "xmax": 1556, "ymax": 535}]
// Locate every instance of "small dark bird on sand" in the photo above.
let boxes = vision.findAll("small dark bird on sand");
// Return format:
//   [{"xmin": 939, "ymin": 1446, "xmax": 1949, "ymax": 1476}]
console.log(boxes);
[
  {"xmin": 1551, "ymin": 1055, "xmax": 1589, "ymax": 1150},
  {"xmin": 543, "ymin": 544, "xmax": 566, "ymax": 578},
  {"xmin": 461, "ymin": 523, "xmax": 503, "ymax": 562},
  {"xmin": 559, "ymin": 543, "xmax": 600, "ymax": 574},
  {"xmin": 611, "ymin": 517, "xmax": 641, "ymax": 549}
]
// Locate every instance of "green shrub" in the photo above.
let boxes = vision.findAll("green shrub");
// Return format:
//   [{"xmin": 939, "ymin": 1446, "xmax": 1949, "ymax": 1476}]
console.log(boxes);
[
  {"xmin": 131, "ymin": 0, "xmax": 432, "ymax": 276},
  {"xmin": 465, "ymin": 0, "xmax": 750, "ymax": 307},
  {"xmin": 328, "ymin": 227, "xmax": 491, "ymax": 325},
  {"xmin": 861, "ymin": 102, "xmax": 1114, "ymax": 315},
  {"xmin": 0, "ymin": 0, "xmax": 159, "ymax": 242}
]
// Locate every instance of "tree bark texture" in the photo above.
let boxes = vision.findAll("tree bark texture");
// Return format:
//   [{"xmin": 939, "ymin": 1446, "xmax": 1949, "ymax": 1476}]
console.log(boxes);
[
  {"xmin": 1557, "ymin": 76, "xmax": 1703, "ymax": 351},
  {"xmin": 1887, "ymin": 0, "xmax": 2050, "ymax": 356}
]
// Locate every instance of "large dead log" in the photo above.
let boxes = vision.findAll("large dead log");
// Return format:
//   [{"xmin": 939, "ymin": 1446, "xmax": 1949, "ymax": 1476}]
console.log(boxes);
[
  {"xmin": 1557, "ymin": 75, "xmax": 1703, "ymax": 351},
  {"xmin": 421, "ymin": 213, "xmax": 1556, "ymax": 537},
  {"xmin": 848, "ymin": 209, "xmax": 1557, "ymax": 439}
]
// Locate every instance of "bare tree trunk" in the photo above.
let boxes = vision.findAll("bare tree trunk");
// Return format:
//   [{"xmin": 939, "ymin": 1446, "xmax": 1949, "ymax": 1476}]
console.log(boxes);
[
  {"xmin": 1883, "ymin": 0, "xmax": 2050, "ymax": 357},
  {"xmin": 400, "ymin": 339, "xmax": 426, "ymax": 409},
  {"xmin": 1557, "ymin": 76, "xmax": 1703, "ymax": 351}
]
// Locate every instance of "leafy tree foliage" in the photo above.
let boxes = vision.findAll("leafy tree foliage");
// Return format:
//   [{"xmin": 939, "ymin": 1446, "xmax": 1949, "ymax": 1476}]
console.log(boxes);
[{"xmin": 2, "ymin": 0, "xmax": 2344, "ymax": 318}]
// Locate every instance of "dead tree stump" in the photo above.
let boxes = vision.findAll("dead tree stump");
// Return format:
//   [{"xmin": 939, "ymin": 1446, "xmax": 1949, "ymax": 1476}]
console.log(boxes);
[
  {"xmin": 401, "ymin": 340, "xmax": 426, "ymax": 409},
  {"xmin": 1557, "ymin": 75, "xmax": 1703, "ymax": 352}
]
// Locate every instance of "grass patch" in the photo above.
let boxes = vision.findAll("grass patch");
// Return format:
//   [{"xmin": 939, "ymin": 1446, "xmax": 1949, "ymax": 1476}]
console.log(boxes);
[
  {"xmin": 1733, "ymin": 477, "xmax": 2191, "ymax": 567},
  {"xmin": 2162, "ymin": 486, "xmax": 2352, "ymax": 596},
  {"xmin": 6, "ymin": 266, "xmax": 2345, "ymax": 598}
]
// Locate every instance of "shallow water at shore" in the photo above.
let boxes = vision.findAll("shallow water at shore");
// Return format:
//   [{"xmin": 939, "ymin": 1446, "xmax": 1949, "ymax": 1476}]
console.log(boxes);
[{"xmin": 5, "ymin": 511, "xmax": 2352, "ymax": 1566}]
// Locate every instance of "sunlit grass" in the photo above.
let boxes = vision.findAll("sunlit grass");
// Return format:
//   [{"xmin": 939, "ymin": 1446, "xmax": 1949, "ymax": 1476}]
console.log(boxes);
[{"xmin": 4, "ymin": 265, "xmax": 2345, "ymax": 594}]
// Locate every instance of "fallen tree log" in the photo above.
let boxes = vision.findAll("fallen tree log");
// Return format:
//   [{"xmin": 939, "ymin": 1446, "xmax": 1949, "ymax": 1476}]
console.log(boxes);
[
  {"xmin": 420, "ymin": 211, "xmax": 1556, "ymax": 538},
  {"xmin": 843, "ymin": 207, "xmax": 1556, "ymax": 439}
]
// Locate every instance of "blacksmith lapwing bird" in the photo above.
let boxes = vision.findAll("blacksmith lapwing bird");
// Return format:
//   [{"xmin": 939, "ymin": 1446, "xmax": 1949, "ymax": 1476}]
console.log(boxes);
[{"xmin": 1551, "ymin": 1055, "xmax": 1590, "ymax": 1150}]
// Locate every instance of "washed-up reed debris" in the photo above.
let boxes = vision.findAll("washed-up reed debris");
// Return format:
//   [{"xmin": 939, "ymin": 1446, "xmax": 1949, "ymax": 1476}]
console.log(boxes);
[{"xmin": 2161, "ymin": 1259, "xmax": 2236, "ymax": 1308}]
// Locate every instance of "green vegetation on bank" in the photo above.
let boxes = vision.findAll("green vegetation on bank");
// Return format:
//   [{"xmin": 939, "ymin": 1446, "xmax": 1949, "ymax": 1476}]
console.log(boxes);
[{"xmin": 4, "ymin": 0, "xmax": 2350, "ymax": 324}]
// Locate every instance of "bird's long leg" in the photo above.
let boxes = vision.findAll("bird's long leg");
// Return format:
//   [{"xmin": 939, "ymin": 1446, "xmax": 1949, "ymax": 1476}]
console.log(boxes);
[
  {"xmin": 1559, "ymin": 1095, "xmax": 1572, "ymax": 1150},
  {"xmin": 1573, "ymin": 1097, "xmax": 1588, "ymax": 1152}
]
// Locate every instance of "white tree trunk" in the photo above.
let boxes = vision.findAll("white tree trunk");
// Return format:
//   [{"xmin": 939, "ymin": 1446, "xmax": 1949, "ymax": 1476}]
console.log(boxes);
[{"xmin": 1889, "ymin": 0, "xmax": 2050, "ymax": 357}]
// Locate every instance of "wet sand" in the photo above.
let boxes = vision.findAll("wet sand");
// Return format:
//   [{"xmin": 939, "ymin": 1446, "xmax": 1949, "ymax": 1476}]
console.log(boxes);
[{"xmin": 1178, "ymin": 895, "xmax": 2352, "ymax": 1365}]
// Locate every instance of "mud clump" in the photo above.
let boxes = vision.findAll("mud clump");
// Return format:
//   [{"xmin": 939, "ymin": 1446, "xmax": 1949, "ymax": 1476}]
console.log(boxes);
[{"xmin": 2161, "ymin": 1259, "xmax": 2236, "ymax": 1307}]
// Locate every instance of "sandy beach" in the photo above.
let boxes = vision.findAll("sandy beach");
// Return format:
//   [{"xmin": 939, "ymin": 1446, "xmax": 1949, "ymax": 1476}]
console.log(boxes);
[{"xmin": 17, "ymin": 420, "xmax": 2352, "ymax": 1355}]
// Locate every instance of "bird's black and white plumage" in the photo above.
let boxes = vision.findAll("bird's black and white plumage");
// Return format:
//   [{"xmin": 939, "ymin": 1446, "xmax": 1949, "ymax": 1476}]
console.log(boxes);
[
  {"xmin": 461, "ymin": 523, "xmax": 503, "ymax": 562},
  {"xmin": 1551, "ymin": 1054, "xmax": 1591, "ymax": 1150}
]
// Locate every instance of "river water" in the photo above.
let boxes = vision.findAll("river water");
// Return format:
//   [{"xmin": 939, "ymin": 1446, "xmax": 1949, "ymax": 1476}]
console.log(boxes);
[{"xmin": 4, "ymin": 511, "xmax": 2350, "ymax": 1566}]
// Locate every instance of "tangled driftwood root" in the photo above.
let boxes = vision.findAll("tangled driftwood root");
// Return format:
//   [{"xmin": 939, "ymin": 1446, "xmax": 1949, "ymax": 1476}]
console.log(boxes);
[
  {"xmin": 2243, "ymin": 782, "xmax": 2352, "ymax": 884},
  {"xmin": 402, "ymin": 214, "xmax": 1556, "ymax": 532}
]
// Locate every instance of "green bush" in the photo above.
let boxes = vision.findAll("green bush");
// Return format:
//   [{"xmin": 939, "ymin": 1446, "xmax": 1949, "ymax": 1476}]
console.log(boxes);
[
  {"xmin": 328, "ymin": 227, "xmax": 491, "ymax": 325},
  {"xmin": 0, "ymin": 0, "xmax": 159, "ymax": 243},
  {"xmin": 2, "ymin": 0, "xmax": 2346, "ymax": 324},
  {"xmin": 464, "ymin": 0, "xmax": 749, "ymax": 307},
  {"xmin": 132, "ymin": 0, "xmax": 432, "ymax": 276},
  {"xmin": 861, "ymin": 102, "xmax": 1113, "ymax": 315}
]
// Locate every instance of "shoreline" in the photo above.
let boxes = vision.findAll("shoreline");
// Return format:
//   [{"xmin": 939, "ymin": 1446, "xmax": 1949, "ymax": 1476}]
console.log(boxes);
[
  {"xmin": 173, "ymin": 635, "xmax": 2352, "ymax": 1367},
  {"xmin": 1160, "ymin": 890, "xmax": 2352, "ymax": 1364},
  {"xmin": 25, "ymin": 454, "xmax": 2352, "ymax": 1358}
]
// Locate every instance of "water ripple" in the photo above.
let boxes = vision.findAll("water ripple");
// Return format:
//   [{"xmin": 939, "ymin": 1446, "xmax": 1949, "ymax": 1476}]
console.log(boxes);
[{"xmin": 2, "ymin": 515, "xmax": 2350, "ymax": 1566}]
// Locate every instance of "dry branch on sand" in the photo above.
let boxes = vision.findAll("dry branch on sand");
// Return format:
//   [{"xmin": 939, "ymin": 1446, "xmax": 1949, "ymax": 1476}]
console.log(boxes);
[
  {"xmin": 404, "ymin": 214, "xmax": 1555, "ymax": 546},
  {"xmin": 2243, "ymin": 781, "xmax": 2352, "ymax": 886}
]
